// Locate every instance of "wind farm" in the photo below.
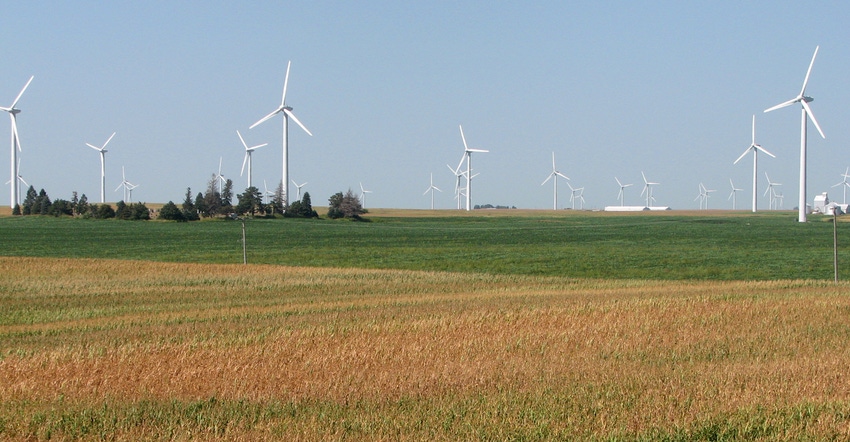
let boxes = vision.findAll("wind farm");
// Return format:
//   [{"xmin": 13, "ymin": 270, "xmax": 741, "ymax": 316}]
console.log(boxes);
[{"xmin": 4, "ymin": 5, "xmax": 850, "ymax": 439}]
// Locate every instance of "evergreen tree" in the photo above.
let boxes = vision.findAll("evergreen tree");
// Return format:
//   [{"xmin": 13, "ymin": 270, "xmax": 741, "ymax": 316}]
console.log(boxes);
[
  {"xmin": 182, "ymin": 187, "xmax": 198, "ymax": 221},
  {"xmin": 159, "ymin": 201, "xmax": 185, "ymax": 221},
  {"xmin": 204, "ymin": 175, "xmax": 222, "ymax": 217},
  {"xmin": 12, "ymin": 204, "xmax": 20, "ymax": 215},
  {"xmin": 22, "ymin": 186, "xmax": 36, "ymax": 215},
  {"xmin": 194, "ymin": 192, "xmax": 208, "ymax": 218},
  {"xmin": 273, "ymin": 180, "xmax": 285, "ymax": 215},
  {"xmin": 285, "ymin": 191, "xmax": 318, "ymax": 218},
  {"xmin": 235, "ymin": 186, "xmax": 263, "ymax": 216},
  {"xmin": 76, "ymin": 194, "xmax": 89, "ymax": 217},
  {"xmin": 71, "ymin": 191, "xmax": 79, "ymax": 215},
  {"xmin": 115, "ymin": 200, "xmax": 130, "ymax": 220},
  {"xmin": 130, "ymin": 202, "xmax": 151, "ymax": 220},
  {"xmin": 35, "ymin": 189, "xmax": 51, "ymax": 215},
  {"xmin": 220, "ymin": 179, "xmax": 234, "ymax": 215}
]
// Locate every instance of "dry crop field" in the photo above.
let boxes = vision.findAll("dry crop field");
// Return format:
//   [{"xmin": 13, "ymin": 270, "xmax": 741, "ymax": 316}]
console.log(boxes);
[{"xmin": 3, "ymin": 256, "xmax": 850, "ymax": 440}]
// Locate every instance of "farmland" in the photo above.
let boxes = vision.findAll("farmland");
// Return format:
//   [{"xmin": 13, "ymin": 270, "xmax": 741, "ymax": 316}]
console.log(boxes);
[{"xmin": 2, "ymin": 211, "xmax": 850, "ymax": 440}]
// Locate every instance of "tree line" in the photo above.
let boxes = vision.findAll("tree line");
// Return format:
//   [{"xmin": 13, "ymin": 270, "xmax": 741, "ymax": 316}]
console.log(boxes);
[{"xmin": 12, "ymin": 173, "xmax": 367, "ymax": 221}]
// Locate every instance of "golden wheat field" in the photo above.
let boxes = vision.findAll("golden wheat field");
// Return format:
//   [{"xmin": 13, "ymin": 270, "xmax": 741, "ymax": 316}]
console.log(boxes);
[{"xmin": 3, "ymin": 256, "xmax": 850, "ymax": 440}]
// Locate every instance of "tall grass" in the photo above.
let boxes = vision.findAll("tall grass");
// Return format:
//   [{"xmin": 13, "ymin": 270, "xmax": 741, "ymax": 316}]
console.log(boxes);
[{"xmin": 3, "ymin": 257, "xmax": 850, "ymax": 440}]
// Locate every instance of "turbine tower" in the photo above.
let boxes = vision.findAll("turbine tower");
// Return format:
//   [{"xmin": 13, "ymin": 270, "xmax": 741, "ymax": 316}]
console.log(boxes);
[
  {"xmin": 541, "ymin": 152, "xmax": 569, "ymax": 210},
  {"xmin": 237, "ymin": 130, "xmax": 267, "ymax": 189},
  {"xmin": 734, "ymin": 115, "xmax": 775, "ymax": 213},
  {"xmin": 250, "ymin": 61, "xmax": 312, "ymax": 208},
  {"xmin": 615, "ymin": 177, "xmax": 632, "ymax": 207},
  {"xmin": 1, "ymin": 76, "xmax": 33, "ymax": 208},
  {"xmin": 86, "ymin": 132, "xmax": 116, "ymax": 203},
  {"xmin": 5, "ymin": 158, "xmax": 28, "ymax": 204},
  {"xmin": 764, "ymin": 46, "xmax": 825, "ymax": 222},
  {"xmin": 447, "ymin": 154, "xmax": 465, "ymax": 210},
  {"xmin": 459, "ymin": 125, "xmax": 488, "ymax": 211},
  {"xmin": 423, "ymin": 173, "xmax": 442, "ymax": 210}
]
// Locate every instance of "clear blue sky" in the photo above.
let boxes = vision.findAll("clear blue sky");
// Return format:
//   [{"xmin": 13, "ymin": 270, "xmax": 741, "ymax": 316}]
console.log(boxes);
[{"xmin": 2, "ymin": 1, "xmax": 849, "ymax": 210}]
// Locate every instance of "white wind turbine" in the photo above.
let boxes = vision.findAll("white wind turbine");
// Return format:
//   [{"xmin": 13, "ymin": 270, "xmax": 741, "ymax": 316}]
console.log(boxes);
[
  {"xmin": 694, "ymin": 183, "xmax": 708, "ymax": 210},
  {"xmin": 447, "ymin": 154, "xmax": 466, "ymax": 209},
  {"xmin": 1, "ymin": 76, "xmax": 33, "ymax": 208},
  {"xmin": 359, "ymin": 182, "xmax": 372, "ymax": 209},
  {"xmin": 115, "ymin": 166, "xmax": 136, "ymax": 202},
  {"xmin": 215, "ymin": 157, "xmax": 227, "ymax": 195},
  {"xmin": 703, "ymin": 184, "xmax": 716, "ymax": 209},
  {"xmin": 831, "ymin": 167, "xmax": 850, "ymax": 205},
  {"xmin": 764, "ymin": 46, "xmax": 825, "ymax": 222},
  {"xmin": 250, "ymin": 61, "xmax": 312, "ymax": 208},
  {"xmin": 734, "ymin": 115, "xmax": 775, "ymax": 213},
  {"xmin": 5, "ymin": 158, "xmax": 28, "ymax": 204},
  {"xmin": 566, "ymin": 182, "xmax": 584, "ymax": 210},
  {"xmin": 541, "ymin": 152, "xmax": 569, "ymax": 210},
  {"xmin": 237, "ymin": 130, "xmax": 267, "ymax": 189},
  {"xmin": 459, "ymin": 125, "xmax": 488, "ymax": 211},
  {"xmin": 764, "ymin": 172, "xmax": 781, "ymax": 210},
  {"xmin": 86, "ymin": 132, "xmax": 116, "ymax": 203},
  {"xmin": 291, "ymin": 180, "xmax": 307, "ymax": 201},
  {"xmin": 263, "ymin": 179, "xmax": 275, "ymax": 204},
  {"xmin": 640, "ymin": 171, "xmax": 659, "ymax": 207},
  {"xmin": 423, "ymin": 173, "xmax": 442, "ymax": 210},
  {"xmin": 615, "ymin": 177, "xmax": 632, "ymax": 207},
  {"xmin": 729, "ymin": 179, "xmax": 744, "ymax": 210}
]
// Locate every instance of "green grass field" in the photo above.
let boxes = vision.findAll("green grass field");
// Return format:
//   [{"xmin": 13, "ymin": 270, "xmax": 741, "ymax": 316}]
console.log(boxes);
[
  {"xmin": 0, "ymin": 210, "xmax": 846, "ymax": 280},
  {"xmin": 3, "ymin": 211, "xmax": 850, "ymax": 440}
]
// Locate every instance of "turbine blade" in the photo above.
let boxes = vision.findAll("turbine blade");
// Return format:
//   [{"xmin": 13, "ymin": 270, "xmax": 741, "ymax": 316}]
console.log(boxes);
[
  {"xmin": 556, "ymin": 172, "xmax": 570, "ymax": 180},
  {"xmin": 467, "ymin": 148, "xmax": 488, "ymax": 153},
  {"xmin": 249, "ymin": 108, "xmax": 281, "ymax": 129},
  {"xmin": 459, "ymin": 125, "xmax": 468, "ymax": 151},
  {"xmin": 283, "ymin": 109, "xmax": 313, "ymax": 136},
  {"xmin": 801, "ymin": 100, "xmax": 825, "ymax": 139},
  {"xmin": 237, "ymin": 130, "xmax": 249, "ymax": 149},
  {"xmin": 281, "ymin": 61, "xmax": 291, "ymax": 106},
  {"xmin": 754, "ymin": 145, "xmax": 776, "ymax": 158},
  {"xmin": 241, "ymin": 153, "xmax": 248, "ymax": 176},
  {"xmin": 541, "ymin": 172, "xmax": 554, "ymax": 186},
  {"xmin": 764, "ymin": 98, "xmax": 798, "ymax": 113},
  {"xmin": 733, "ymin": 147, "xmax": 751, "ymax": 165},
  {"xmin": 86, "ymin": 143, "xmax": 102, "ymax": 151},
  {"xmin": 9, "ymin": 76, "xmax": 34, "ymax": 109},
  {"xmin": 800, "ymin": 46, "xmax": 819, "ymax": 96},
  {"xmin": 102, "ymin": 132, "xmax": 116, "ymax": 150}
]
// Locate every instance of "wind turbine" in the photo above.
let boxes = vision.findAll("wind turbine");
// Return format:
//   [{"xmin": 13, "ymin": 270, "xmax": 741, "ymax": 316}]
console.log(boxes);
[
  {"xmin": 734, "ymin": 115, "xmax": 775, "ymax": 213},
  {"xmin": 215, "ymin": 157, "xmax": 227, "ymax": 195},
  {"xmin": 423, "ymin": 173, "xmax": 442, "ymax": 210},
  {"xmin": 831, "ymin": 167, "xmax": 850, "ymax": 205},
  {"xmin": 764, "ymin": 46, "xmax": 825, "ymax": 222},
  {"xmin": 250, "ymin": 61, "xmax": 312, "ymax": 208},
  {"xmin": 566, "ymin": 182, "xmax": 584, "ymax": 210},
  {"xmin": 115, "ymin": 166, "xmax": 135, "ymax": 202},
  {"xmin": 237, "ymin": 130, "xmax": 267, "ymax": 189},
  {"xmin": 459, "ymin": 125, "xmax": 488, "ymax": 211},
  {"xmin": 764, "ymin": 172, "xmax": 781, "ymax": 210},
  {"xmin": 1, "ymin": 75, "xmax": 33, "ymax": 208},
  {"xmin": 541, "ymin": 152, "xmax": 569, "ymax": 210},
  {"xmin": 359, "ymin": 182, "xmax": 372, "ymax": 208},
  {"xmin": 447, "ymin": 154, "xmax": 466, "ymax": 210},
  {"xmin": 5, "ymin": 158, "xmax": 28, "ymax": 204},
  {"xmin": 640, "ymin": 172, "xmax": 659, "ymax": 207},
  {"xmin": 86, "ymin": 132, "xmax": 116, "ymax": 203},
  {"xmin": 729, "ymin": 179, "xmax": 744, "ymax": 210},
  {"xmin": 615, "ymin": 177, "xmax": 632, "ymax": 207},
  {"xmin": 263, "ymin": 179, "xmax": 275, "ymax": 204},
  {"xmin": 291, "ymin": 180, "xmax": 307, "ymax": 201},
  {"xmin": 694, "ymin": 183, "xmax": 708, "ymax": 210}
]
